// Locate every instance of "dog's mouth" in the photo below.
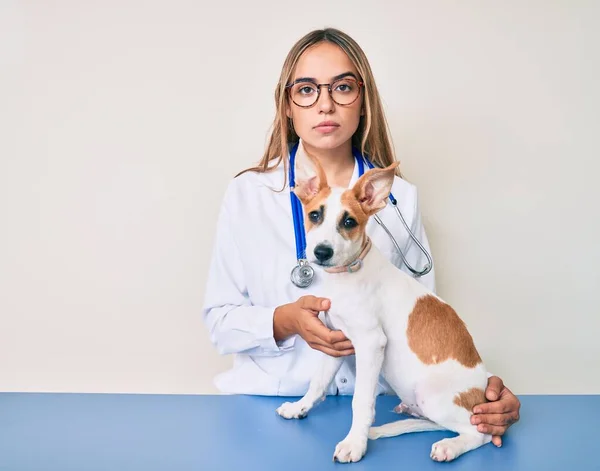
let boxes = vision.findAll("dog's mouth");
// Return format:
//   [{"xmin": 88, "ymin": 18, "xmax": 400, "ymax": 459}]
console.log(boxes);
[
  {"xmin": 313, "ymin": 257, "xmax": 354, "ymax": 269},
  {"xmin": 311, "ymin": 246, "xmax": 367, "ymax": 269},
  {"xmin": 312, "ymin": 259, "xmax": 333, "ymax": 268}
]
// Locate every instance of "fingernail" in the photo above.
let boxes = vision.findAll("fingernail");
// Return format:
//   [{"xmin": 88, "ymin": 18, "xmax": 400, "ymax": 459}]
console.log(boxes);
[
  {"xmin": 472, "ymin": 417, "xmax": 480, "ymax": 425},
  {"xmin": 474, "ymin": 407, "xmax": 482, "ymax": 414},
  {"xmin": 477, "ymin": 425, "xmax": 485, "ymax": 433}
]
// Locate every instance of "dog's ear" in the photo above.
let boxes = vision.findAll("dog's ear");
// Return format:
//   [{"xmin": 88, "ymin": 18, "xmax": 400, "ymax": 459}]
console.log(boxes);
[
  {"xmin": 353, "ymin": 162, "xmax": 399, "ymax": 215},
  {"xmin": 292, "ymin": 143, "xmax": 328, "ymax": 204}
]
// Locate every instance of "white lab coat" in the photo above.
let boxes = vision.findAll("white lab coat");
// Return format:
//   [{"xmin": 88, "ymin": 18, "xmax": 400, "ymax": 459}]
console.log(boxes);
[{"xmin": 201, "ymin": 154, "xmax": 436, "ymax": 396}]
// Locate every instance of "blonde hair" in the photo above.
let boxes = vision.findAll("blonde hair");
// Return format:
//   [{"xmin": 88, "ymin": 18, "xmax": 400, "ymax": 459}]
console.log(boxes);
[{"xmin": 237, "ymin": 27, "xmax": 400, "ymax": 185}]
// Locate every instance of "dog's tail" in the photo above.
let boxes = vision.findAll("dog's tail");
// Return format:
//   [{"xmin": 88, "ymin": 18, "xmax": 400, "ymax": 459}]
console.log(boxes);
[{"xmin": 368, "ymin": 419, "xmax": 446, "ymax": 440}]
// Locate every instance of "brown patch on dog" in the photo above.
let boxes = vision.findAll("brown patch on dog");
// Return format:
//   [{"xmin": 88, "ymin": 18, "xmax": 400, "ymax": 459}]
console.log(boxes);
[
  {"xmin": 303, "ymin": 187, "xmax": 331, "ymax": 231},
  {"xmin": 338, "ymin": 164, "xmax": 398, "ymax": 241},
  {"xmin": 337, "ymin": 210, "xmax": 362, "ymax": 241},
  {"xmin": 406, "ymin": 295, "xmax": 482, "ymax": 368},
  {"xmin": 453, "ymin": 387, "xmax": 487, "ymax": 413},
  {"xmin": 340, "ymin": 190, "xmax": 369, "ymax": 241}
]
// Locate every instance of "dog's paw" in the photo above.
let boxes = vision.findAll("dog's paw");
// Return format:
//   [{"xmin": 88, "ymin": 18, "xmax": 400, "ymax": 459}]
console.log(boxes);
[
  {"xmin": 430, "ymin": 439, "xmax": 458, "ymax": 462},
  {"xmin": 333, "ymin": 436, "xmax": 367, "ymax": 463},
  {"xmin": 276, "ymin": 401, "xmax": 308, "ymax": 420}
]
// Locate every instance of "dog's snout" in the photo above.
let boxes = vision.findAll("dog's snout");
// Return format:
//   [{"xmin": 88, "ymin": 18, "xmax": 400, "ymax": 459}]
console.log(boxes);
[{"xmin": 314, "ymin": 244, "xmax": 334, "ymax": 263}]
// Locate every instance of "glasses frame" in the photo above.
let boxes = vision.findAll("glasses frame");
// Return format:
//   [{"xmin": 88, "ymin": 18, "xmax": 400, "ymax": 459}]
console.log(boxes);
[{"xmin": 285, "ymin": 77, "xmax": 365, "ymax": 108}]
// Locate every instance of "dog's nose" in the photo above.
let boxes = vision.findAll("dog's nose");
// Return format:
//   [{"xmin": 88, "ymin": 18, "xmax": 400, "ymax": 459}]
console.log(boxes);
[{"xmin": 314, "ymin": 244, "xmax": 334, "ymax": 263}]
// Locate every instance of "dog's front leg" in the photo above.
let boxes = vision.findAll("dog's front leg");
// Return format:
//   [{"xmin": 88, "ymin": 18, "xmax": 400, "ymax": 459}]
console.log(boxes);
[
  {"xmin": 276, "ymin": 354, "xmax": 343, "ymax": 419},
  {"xmin": 333, "ymin": 328, "xmax": 386, "ymax": 463}
]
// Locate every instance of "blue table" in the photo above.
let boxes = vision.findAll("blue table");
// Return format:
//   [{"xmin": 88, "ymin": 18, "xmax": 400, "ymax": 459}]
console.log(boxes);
[{"xmin": 0, "ymin": 393, "xmax": 597, "ymax": 470}]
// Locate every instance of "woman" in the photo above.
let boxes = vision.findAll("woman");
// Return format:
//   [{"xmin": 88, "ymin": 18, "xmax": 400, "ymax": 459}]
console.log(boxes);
[{"xmin": 202, "ymin": 28, "xmax": 520, "ymax": 446}]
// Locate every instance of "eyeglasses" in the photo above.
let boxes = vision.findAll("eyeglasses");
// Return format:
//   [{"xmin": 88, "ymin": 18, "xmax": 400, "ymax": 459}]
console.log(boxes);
[{"xmin": 286, "ymin": 76, "xmax": 364, "ymax": 108}]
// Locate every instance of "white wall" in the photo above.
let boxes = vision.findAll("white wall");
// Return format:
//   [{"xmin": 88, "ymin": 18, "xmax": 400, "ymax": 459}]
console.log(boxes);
[{"xmin": 1, "ymin": 0, "xmax": 598, "ymax": 395}]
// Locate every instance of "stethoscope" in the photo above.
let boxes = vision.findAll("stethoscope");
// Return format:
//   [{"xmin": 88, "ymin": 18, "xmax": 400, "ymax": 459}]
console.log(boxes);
[{"xmin": 289, "ymin": 142, "xmax": 433, "ymax": 288}]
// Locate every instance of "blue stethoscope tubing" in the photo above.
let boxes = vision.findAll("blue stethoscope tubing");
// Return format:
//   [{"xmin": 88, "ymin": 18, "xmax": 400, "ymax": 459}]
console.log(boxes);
[{"xmin": 288, "ymin": 142, "xmax": 433, "ymax": 287}]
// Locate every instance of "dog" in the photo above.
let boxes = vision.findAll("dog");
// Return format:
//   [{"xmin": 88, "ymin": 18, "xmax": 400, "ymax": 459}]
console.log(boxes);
[{"xmin": 275, "ymin": 147, "xmax": 491, "ymax": 463}]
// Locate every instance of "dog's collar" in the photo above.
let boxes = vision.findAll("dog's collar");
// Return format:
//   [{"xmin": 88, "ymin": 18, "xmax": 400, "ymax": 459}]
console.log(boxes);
[{"xmin": 323, "ymin": 238, "xmax": 372, "ymax": 274}]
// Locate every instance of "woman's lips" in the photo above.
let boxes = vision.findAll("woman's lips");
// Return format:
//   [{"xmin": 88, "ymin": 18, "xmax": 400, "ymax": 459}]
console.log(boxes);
[{"xmin": 314, "ymin": 121, "xmax": 340, "ymax": 134}]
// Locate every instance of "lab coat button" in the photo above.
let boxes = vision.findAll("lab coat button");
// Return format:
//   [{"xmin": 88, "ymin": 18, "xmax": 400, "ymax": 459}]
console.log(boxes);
[{"xmin": 340, "ymin": 378, "xmax": 347, "ymax": 384}]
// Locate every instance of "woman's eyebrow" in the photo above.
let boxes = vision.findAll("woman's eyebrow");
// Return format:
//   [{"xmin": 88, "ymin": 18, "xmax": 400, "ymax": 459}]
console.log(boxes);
[{"xmin": 291, "ymin": 71, "xmax": 358, "ymax": 84}]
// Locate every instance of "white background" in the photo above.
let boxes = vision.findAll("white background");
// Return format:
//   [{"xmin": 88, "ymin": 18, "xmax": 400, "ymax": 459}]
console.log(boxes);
[{"xmin": 1, "ymin": 1, "xmax": 598, "ymax": 395}]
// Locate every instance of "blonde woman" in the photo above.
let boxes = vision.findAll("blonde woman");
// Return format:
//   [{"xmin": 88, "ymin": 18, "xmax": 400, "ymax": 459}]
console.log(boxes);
[{"xmin": 202, "ymin": 28, "xmax": 520, "ymax": 446}]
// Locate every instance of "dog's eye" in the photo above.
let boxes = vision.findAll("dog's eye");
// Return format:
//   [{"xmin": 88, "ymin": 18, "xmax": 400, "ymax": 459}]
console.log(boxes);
[
  {"xmin": 308, "ymin": 211, "xmax": 321, "ymax": 223},
  {"xmin": 343, "ymin": 217, "xmax": 358, "ymax": 229}
]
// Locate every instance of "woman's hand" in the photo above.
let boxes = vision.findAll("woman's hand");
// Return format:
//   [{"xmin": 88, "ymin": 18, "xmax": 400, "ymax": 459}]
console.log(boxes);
[
  {"xmin": 274, "ymin": 295, "xmax": 354, "ymax": 357},
  {"xmin": 471, "ymin": 376, "xmax": 521, "ymax": 447}
]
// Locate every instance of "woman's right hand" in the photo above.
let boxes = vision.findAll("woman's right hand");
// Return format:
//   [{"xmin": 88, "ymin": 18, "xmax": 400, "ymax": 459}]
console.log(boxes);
[{"xmin": 273, "ymin": 295, "xmax": 355, "ymax": 357}]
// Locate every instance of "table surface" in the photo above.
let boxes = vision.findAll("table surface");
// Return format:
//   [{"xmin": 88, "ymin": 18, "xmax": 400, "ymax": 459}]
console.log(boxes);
[{"xmin": 0, "ymin": 392, "xmax": 598, "ymax": 471}]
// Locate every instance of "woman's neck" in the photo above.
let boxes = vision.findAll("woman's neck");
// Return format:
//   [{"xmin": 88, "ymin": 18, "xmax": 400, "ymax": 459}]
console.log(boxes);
[{"xmin": 302, "ymin": 141, "xmax": 355, "ymax": 188}]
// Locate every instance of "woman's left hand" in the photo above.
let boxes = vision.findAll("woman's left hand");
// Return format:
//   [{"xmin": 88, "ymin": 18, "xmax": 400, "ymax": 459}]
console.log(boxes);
[{"xmin": 471, "ymin": 376, "xmax": 520, "ymax": 447}]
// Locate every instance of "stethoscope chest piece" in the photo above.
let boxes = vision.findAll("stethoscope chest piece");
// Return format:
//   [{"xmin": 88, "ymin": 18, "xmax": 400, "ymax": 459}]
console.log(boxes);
[{"xmin": 290, "ymin": 260, "xmax": 314, "ymax": 288}]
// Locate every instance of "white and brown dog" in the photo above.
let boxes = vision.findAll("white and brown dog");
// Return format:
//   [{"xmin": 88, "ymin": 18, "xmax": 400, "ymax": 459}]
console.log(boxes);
[{"xmin": 276, "ymin": 148, "xmax": 491, "ymax": 463}]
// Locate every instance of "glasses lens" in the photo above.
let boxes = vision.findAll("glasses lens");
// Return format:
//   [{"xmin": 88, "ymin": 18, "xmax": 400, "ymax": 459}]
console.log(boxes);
[
  {"xmin": 331, "ymin": 78, "xmax": 360, "ymax": 105},
  {"xmin": 290, "ymin": 82, "xmax": 319, "ymax": 107}
]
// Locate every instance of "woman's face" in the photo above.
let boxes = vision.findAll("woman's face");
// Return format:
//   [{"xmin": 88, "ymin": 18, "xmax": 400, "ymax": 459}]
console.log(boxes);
[{"xmin": 286, "ymin": 42, "xmax": 363, "ymax": 153}]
